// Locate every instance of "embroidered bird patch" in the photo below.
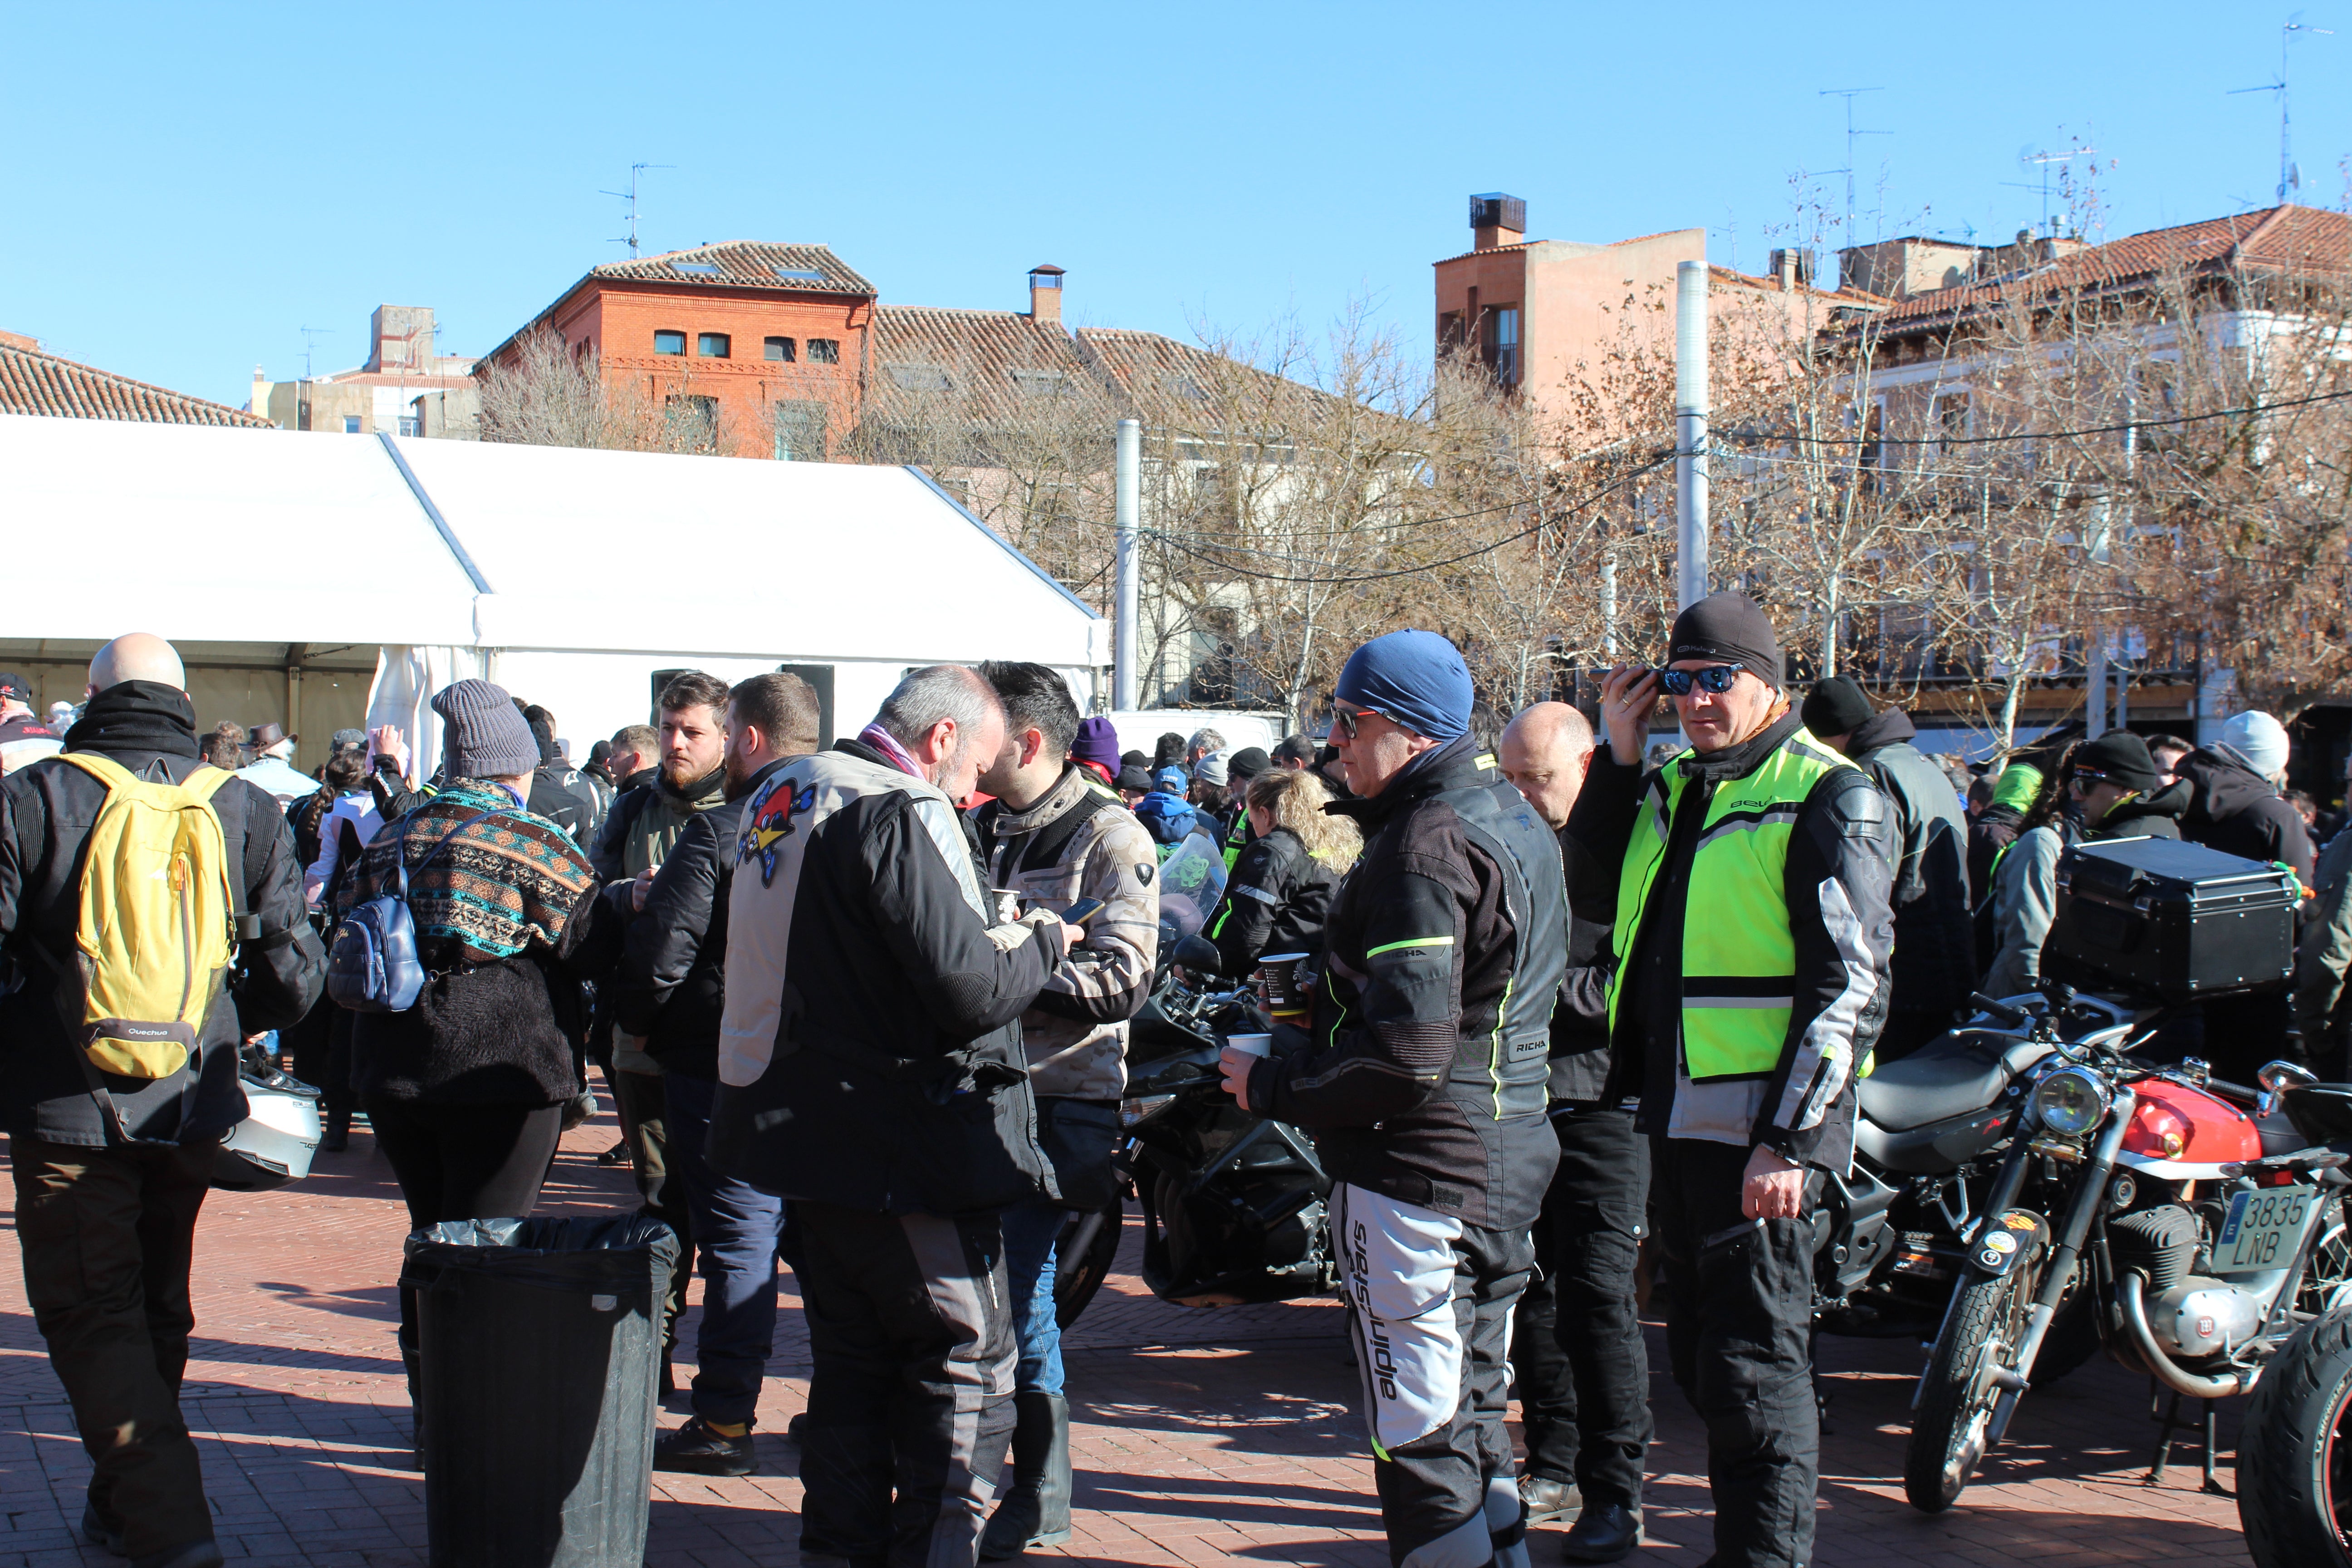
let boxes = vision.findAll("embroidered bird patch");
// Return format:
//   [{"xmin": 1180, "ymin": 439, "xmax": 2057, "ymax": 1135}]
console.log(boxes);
[{"xmin": 742, "ymin": 781, "xmax": 818, "ymax": 887}]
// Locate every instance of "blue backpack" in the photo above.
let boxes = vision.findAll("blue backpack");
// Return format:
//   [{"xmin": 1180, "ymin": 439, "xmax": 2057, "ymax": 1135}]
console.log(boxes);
[{"xmin": 326, "ymin": 808, "xmax": 507, "ymax": 1013}]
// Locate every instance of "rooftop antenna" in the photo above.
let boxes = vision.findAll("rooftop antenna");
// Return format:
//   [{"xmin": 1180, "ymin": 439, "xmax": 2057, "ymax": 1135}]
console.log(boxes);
[
  {"xmin": 2231, "ymin": 14, "xmax": 2332, "ymax": 205},
  {"xmin": 601, "ymin": 162, "xmax": 675, "ymax": 257},
  {"xmin": 2003, "ymin": 146, "xmax": 2097, "ymax": 239},
  {"xmin": 298, "ymin": 326, "xmax": 333, "ymax": 380},
  {"xmin": 1818, "ymin": 88, "xmax": 1888, "ymax": 244}
]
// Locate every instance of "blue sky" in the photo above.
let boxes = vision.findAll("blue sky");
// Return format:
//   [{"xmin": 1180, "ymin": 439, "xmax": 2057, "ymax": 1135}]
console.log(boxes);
[{"xmin": 5, "ymin": 1, "xmax": 2346, "ymax": 408}]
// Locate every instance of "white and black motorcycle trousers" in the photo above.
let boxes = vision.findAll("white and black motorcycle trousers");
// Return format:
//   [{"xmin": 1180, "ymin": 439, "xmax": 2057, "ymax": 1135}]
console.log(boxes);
[{"xmin": 1333, "ymin": 1182, "xmax": 1539, "ymax": 1568}]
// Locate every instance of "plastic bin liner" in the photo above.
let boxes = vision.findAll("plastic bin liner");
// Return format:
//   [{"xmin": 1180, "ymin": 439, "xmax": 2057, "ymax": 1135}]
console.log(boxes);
[{"xmin": 402, "ymin": 1215, "xmax": 680, "ymax": 1568}]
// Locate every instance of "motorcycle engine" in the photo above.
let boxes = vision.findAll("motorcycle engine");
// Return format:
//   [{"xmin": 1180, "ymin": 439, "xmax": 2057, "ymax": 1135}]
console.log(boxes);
[
  {"xmin": 2147, "ymin": 1276, "xmax": 2264, "ymax": 1360},
  {"xmin": 2108, "ymin": 1204, "xmax": 2199, "ymax": 1292}
]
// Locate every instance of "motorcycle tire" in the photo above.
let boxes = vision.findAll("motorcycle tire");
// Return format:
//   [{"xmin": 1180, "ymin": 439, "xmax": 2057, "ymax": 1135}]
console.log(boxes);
[
  {"xmin": 2239, "ymin": 1303, "xmax": 2352, "ymax": 1567},
  {"xmin": 1904, "ymin": 1250, "xmax": 2042, "ymax": 1514},
  {"xmin": 1053, "ymin": 1201, "xmax": 1127, "ymax": 1330},
  {"xmin": 2029, "ymin": 1275, "xmax": 2100, "ymax": 1388}
]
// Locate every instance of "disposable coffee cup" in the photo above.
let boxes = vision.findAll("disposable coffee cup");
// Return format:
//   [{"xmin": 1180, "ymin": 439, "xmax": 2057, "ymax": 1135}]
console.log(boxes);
[
  {"xmin": 1225, "ymin": 1033, "xmax": 1274, "ymax": 1058},
  {"xmin": 1256, "ymin": 953, "xmax": 1309, "ymax": 1016}
]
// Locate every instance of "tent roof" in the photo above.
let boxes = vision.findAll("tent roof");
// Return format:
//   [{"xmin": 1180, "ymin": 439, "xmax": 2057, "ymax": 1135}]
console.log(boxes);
[
  {"xmin": 0, "ymin": 415, "xmax": 1106, "ymax": 667},
  {"xmin": 0, "ymin": 416, "xmax": 480, "ymax": 647}
]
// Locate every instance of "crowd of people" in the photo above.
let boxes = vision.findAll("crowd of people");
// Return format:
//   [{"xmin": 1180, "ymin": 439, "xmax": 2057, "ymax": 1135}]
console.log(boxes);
[{"xmin": 0, "ymin": 608, "xmax": 2343, "ymax": 1568}]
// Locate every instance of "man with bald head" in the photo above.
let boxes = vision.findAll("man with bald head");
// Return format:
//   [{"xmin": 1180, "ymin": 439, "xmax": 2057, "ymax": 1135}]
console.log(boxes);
[
  {"xmin": 1497, "ymin": 701, "xmax": 1650, "ymax": 1560},
  {"xmin": 84, "ymin": 630, "xmax": 185, "ymax": 695},
  {"xmin": 2, "ymin": 633, "xmax": 324, "ymax": 1568}
]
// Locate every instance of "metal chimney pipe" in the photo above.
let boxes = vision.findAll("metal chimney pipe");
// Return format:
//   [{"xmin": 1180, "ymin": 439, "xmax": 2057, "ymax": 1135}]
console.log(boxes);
[
  {"xmin": 1114, "ymin": 418, "xmax": 1141, "ymax": 710},
  {"xmin": 1675, "ymin": 261, "xmax": 1710, "ymax": 610}
]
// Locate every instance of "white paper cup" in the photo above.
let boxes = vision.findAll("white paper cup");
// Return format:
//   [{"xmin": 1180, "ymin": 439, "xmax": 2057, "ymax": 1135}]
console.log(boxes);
[{"xmin": 1225, "ymin": 1033, "xmax": 1274, "ymax": 1058}]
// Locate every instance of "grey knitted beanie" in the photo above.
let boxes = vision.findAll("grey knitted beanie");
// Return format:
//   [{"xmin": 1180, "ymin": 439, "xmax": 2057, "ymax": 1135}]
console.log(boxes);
[{"xmin": 431, "ymin": 679, "xmax": 541, "ymax": 781}]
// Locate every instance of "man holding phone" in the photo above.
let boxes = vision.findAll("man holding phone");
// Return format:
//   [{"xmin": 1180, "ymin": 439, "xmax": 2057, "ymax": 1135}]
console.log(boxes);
[
  {"xmin": 970, "ymin": 662, "xmax": 1159, "ymax": 1559},
  {"xmin": 1567, "ymin": 591, "xmax": 1894, "ymax": 1568}
]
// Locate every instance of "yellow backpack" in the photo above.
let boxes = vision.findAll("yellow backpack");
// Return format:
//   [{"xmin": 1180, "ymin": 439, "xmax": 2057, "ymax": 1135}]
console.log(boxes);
[{"xmin": 55, "ymin": 753, "xmax": 240, "ymax": 1079}]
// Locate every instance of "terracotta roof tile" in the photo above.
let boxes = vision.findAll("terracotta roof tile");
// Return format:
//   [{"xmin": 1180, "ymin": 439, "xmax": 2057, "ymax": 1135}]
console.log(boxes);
[
  {"xmin": 1872, "ymin": 206, "xmax": 2352, "ymax": 328},
  {"xmin": 1707, "ymin": 264, "xmax": 1884, "ymax": 306},
  {"xmin": 592, "ymin": 241, "xmax": 874, "ymax": 297},
  {"xmin": 0, "ymin": 343, "xmax": 271, "ymax": 428},
  {"xmin": 869, "ymin": 305, "xmax": 1110, "ymax": 426}
]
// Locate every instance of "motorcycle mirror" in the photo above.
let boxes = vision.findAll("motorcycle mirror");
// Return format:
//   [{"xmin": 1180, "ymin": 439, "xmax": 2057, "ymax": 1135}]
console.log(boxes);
[
  {"xmin": 1172, "ymin": 934, "xmax": 1222, "ymax": 974},
  {"xmin": 2255, "ymin": 1058, "xmax": 2319, "ymax": 1117}
]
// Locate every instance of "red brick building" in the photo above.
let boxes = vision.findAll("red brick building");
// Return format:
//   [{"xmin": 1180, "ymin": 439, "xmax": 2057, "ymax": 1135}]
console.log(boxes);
[{"xmin": 478, "ymin": 242, "xmax": 877, "ymax": 460}]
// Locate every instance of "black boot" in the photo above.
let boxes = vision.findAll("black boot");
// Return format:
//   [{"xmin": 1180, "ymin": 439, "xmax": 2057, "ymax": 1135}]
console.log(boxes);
[
  {"xmin": 320, "ymin": 1107, "xmax": 350, "ymax": 1154},
  {"xmin": 979, "ymin": 1392, "xmax": 1072, "ymax": 1559}
]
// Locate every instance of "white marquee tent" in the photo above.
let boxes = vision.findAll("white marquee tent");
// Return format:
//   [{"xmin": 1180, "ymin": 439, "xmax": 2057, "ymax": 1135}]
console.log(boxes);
[{"xmin": 0, "ymin": 414, "xmax": 1109, "ymax": 771}]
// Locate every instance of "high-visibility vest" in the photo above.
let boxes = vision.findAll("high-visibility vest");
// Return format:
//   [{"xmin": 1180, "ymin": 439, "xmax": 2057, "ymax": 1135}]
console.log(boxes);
[{"xmin": 1606, "ymin": 730, "xmax": 1856, "ymax": 1081}]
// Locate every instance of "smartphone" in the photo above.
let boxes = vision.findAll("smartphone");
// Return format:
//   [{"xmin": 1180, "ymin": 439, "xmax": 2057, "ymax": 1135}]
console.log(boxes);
[{"xmin": 1061, "ymin": 897, "xmax": 1107, "ymax": 926}]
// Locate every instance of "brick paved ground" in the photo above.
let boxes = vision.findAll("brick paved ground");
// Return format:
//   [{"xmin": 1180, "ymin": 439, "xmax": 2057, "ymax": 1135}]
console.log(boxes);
[{"xmin": 0, "ymin": 1111, "xmax": 2257, "ymax": 1567}]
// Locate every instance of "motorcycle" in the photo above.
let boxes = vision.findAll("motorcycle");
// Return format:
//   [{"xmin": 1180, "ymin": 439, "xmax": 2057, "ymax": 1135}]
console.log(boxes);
[
  {"xmin": 1901, "ymin": 980, "xmax": 2352, "ymax": 1514},
  {"xmin": 1070, "ymin": 940, "xmax": 2076, "ymax": 1341},
  {"xmin": 1051, "ymin": 934, "xmax": 1335, "ymax": 1327},
  {"xmin": 1813, "ymin": 994, "xmax": 2081, "ymax": 1354}
]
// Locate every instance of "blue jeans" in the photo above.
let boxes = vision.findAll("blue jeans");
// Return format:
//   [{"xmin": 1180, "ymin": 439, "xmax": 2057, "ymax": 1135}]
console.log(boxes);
[
  {"xmin": 664, "ymin": 1072, "xmax": 787, "ymax": 1426},
  {"xmin": 998, "ymin": 1198, "xmax": 1065, "ymax": 1396}
]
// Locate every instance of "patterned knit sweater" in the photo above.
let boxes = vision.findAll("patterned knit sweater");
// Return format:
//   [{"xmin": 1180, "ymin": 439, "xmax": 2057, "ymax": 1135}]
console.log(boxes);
[
  {"xmin": 347, "ymin": 781, "xmax": 608, "ymax": 1106},
  {"xmin": 354, "ymin": 780, "xmax": 597, "ymax": 964}
]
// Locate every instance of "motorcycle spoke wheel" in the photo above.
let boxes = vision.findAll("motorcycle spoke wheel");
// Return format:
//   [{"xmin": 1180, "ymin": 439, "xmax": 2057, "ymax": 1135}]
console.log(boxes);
[
  {"xmin": 1904, "ymin": 1257, "xmax": 2035, "ymax": 1514},
  {"xmin": 2303, "ymin": 1210, "xmax": 2352, "ymax": 1319}
]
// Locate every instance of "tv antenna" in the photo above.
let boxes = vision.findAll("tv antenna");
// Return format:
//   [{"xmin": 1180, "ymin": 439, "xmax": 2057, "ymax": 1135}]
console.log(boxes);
[
  {"xmin": 602, "ymin": 162, "xmax": 674, "ymax": 257},
  {"xmin": 297, "ymin": 326, "xmax": 333, "ymax": 380},
  {"xmin": 2003, "ymin": 146, "xmax": 2097, "ymax": 239},
  {"xmin": 2231, "ymin": 13, "xmax": 2332, "ymax": 205},
  {"xmin": 1819, "ymin": 87, "xmax": 1889, "ymax": 243}
]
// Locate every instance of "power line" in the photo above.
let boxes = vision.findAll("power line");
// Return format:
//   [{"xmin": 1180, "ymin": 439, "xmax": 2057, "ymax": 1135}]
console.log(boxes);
[{"xmin": 1137, "ymin": 454, "xmax": 1677, "ymax": 586}]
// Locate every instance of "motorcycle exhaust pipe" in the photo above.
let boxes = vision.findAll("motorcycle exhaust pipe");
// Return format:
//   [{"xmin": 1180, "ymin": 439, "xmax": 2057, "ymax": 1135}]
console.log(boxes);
[
  {"xmin": 2115, "ymin": 1272, "xmax": 2253, "ymax": 1400},
  {"xmin": 1985, "ymin": 1086, "xmax": 2136, "ymax": 1442}
]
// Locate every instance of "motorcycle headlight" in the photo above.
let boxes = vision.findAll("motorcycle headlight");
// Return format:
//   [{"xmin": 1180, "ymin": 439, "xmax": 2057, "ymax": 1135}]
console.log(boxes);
[
  {"xmin": 1120, "ymin": 1093, "xmax": 1175, "ymax": 1129},
  {"xmin": 2030, "ymin": 1068, "xmax": 2111, "ymax": 1138}
]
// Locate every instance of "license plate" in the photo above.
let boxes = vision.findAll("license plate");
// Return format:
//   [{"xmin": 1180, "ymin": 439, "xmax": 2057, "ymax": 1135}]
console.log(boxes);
[{"xmin": 2214, "ymin": 1184, "xmax": 2324, "ymax": 1274}]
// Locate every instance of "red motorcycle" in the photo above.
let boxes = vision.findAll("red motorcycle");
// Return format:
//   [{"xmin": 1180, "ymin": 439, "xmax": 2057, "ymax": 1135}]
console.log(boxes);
[{"xmin": 1903, "ymin": 982, "xmax": 2352, "ymax": 1514}]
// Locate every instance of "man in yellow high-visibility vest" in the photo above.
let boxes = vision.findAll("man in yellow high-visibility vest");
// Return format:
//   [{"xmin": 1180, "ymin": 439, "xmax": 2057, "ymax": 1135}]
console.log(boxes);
[{"xmin": 1570, "ymin": 592, "xmax": 1894, "ymax": 1568}]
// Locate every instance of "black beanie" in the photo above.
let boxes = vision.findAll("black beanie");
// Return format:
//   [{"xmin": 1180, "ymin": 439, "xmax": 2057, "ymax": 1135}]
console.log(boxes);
[
  {"xmin": 2073, "ymin": 731, "xmax": 2161, "ymax": 794},
  {"xmin": 1666, "ymin": 591, "xmax": 1783, "ymax": 690},
  {"xmin": 1227, "ymin": 746, "xmax": 1271, "ymax": 783},
  {"xmin": 1801, "ymin": 675, "xmax": 1875, "ymax": 737}
]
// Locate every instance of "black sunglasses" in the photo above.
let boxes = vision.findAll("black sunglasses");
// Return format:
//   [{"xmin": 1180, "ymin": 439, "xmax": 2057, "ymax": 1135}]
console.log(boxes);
[
  {"xmin": 1658, "ymin": 666, "xmax": 1741, "ymax": 697},
  {"xmin": 1331, "ymin": 704, "xmax": 1386, "ymax": 740}
]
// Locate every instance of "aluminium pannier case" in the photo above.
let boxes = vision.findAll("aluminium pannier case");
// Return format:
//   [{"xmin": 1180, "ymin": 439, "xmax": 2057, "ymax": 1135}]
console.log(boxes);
[{"xmin": 2047, "ymin": 836, "xmax": 2298, "ymax": 1001}]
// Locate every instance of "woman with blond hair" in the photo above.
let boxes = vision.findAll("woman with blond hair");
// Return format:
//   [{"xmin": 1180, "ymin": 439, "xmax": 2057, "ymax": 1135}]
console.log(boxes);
[{"xmin": 1211, "ymin": 764, "xmax": 1359, "ymax": 977}]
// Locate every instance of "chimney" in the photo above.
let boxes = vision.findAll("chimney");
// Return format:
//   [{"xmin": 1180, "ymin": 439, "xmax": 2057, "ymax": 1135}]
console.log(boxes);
[
  {"xmin": 1769, "ymin": 248, "xmax": 1816, "ymax": 291},
  {"xmin": 1028, "ymin": 265, "xmax": 1065, "ymax": 325},
  {"xmin": 1470, "ymin": 192, "xmax": 1527, "ymax": 251}
]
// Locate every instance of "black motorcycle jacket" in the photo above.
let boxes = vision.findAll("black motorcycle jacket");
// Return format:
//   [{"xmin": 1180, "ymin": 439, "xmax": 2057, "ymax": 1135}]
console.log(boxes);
[
  {"xmin": 707, "ymin": 739, "xmax": 1067, "ymax": 1215},
  {"xmin": 1246, "ymin": 736, "xmax": 1566, "ymax": 1230},
  {"xmin": 1210, "ymin": 826, "xmax": 1340, "ymax": 979},
  {"xmin": 609, "ymin": 760, "xmax": 784, "ymax": 1082}
]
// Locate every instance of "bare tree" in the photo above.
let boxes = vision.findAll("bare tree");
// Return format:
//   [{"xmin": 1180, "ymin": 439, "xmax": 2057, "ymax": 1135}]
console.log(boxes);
[{"xmin": 476, "ymin": 327, "xmax": 720, "ymax": 455}]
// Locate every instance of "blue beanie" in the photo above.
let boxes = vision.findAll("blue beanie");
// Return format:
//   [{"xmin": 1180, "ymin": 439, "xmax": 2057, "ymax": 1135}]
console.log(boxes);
[{"xmin": 1333, "ymin": 630, "xmax": 1474, "ymax": 742}]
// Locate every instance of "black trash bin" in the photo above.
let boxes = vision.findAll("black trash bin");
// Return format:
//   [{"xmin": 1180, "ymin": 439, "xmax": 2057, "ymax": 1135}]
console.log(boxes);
[{"xmin": 402, "ymin": 1215, "xmax": 679, "ymax": 1568}]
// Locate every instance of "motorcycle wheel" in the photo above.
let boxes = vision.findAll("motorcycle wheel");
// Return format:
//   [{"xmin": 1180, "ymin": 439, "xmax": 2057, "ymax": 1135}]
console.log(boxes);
[
  {"xmin": 2029, "ymin": 1269, "xmax": 2099, "ymax": 1388},
  {"xmin": 1052, "ymin": 1201, "xmax": 1126, "ymax": 1330},
  {"xmin": 1904, "ymin": 1250, "xmax": 2041, "ymax": 1514},
  {"xmin": 2240, "ymin": 1305, "xmax": 2352, "ymax": 1567}
]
